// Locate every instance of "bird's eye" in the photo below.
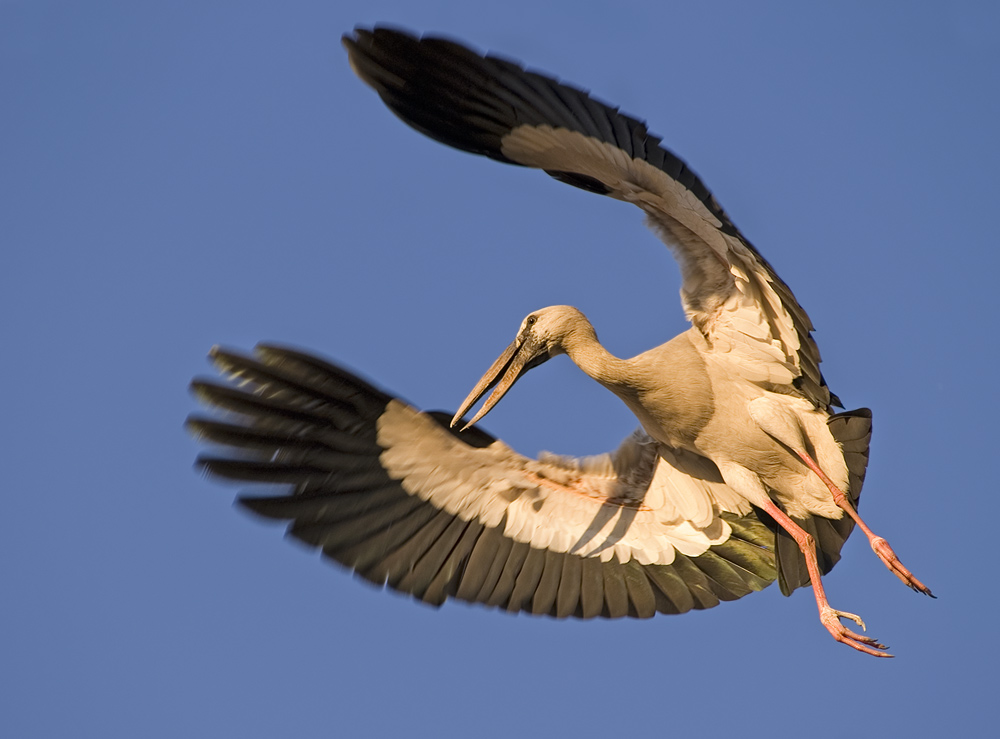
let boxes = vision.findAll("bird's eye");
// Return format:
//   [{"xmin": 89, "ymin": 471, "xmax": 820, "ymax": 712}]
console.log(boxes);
[{"xmin": 526, "ymin": 315, "xmax": 537, "ymax": 326}]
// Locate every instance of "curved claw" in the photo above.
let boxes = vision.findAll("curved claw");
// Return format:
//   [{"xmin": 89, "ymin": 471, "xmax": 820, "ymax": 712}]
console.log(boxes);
[
  {"xmin": 757, "ymin": 499, "xmax": 897, "ymax": 657},
  {"xmin": 820, "ymin": 606, "xmax": 893, "ymax": 657},
  {"xmin": 830, "ymin": 608, "xmax": 866, "ymax": 632}
]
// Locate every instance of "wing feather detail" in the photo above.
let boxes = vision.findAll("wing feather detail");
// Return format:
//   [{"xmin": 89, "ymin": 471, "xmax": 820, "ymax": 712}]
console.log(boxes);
[
  {"xmin": 344, "ymin": 27, "xmax": 835, "ymax": 408},
  {"xmin": 191, "ymin": 344, "xmax": 778, "ymax": 617}
]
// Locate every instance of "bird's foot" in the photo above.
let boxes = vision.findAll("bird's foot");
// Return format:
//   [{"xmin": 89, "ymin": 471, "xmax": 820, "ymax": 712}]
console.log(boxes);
[
  {"xmin": 819, "ymin": 605, "xmax": 893, "ymax": 658},
  {"xmin": 870, "ymin": 537, "xmax": 935, "ymax": 597}
]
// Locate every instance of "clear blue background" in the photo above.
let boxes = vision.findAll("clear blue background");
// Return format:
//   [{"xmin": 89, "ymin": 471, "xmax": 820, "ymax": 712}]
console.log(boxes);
[{"xmin": 4, "ymin": 1, "xmax": 997, "ymax": 736}]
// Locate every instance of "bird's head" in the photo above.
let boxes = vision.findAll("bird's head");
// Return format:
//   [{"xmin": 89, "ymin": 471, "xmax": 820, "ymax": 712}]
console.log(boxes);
[{"xmin": 450, "ymin": 305, "xmax": 592, "ymax": 430}]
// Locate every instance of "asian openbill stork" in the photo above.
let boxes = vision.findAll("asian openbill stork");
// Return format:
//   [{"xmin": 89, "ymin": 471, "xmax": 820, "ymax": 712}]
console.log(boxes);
[{"xmin": 189, "ymin": 27, "xmax": 933, "ymax": 658}]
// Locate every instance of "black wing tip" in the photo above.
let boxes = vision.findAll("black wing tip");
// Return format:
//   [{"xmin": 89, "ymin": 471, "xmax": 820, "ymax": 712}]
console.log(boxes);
[
  {"xmin": 192, "ymin": 342, "xmax": 499, "ymax": 453},
  {"xmin": 342, "ymin": 24, "xmax": 401, "ymax": 48},
  {"xmin": 185, "ymin": 415, "xmax": 220, "ymax": 442},
  {"xmin": 343, "ymin": 24, "xmax": 741, "ymax": 238},
  {"xmin": 236, "ymin": 493, "xmax": 293, "ymax": 519},
  {"xmin": 199, "ymin": 341, "xmax": 395, "ymax": 407},
  {"xmin": 343, "ymin": 24, "xmax": 480, "ymax": 52},
  {"xmin": 343, "ymin": 25, "xmax": 478, "ymax": 76},
  {"xmin": 188, "ymin": 377, "xmax": 231, "ymax": 404}
]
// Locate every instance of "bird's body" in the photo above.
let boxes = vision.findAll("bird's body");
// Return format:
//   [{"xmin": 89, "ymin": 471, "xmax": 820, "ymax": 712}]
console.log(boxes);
[
  {"xmin": 610, "ymin": 330, "xmax": 718, "ymax": 451},
  {"xmin": 466, "ymin": 306, "xmax": 849, "ymax": 522},
  {"xmin": 190, "ymin": 27, "xmax": 932, "ymax": 656}
]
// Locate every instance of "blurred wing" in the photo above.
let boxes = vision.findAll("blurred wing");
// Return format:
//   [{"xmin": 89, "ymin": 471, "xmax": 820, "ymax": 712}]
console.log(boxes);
[
  {"xmin": 344, "ymin": 27, "xmax": 834, "ymax": 408},
  {"xmin": 190, "ymin": 344, "xmax": 777, "ymax": 618}
]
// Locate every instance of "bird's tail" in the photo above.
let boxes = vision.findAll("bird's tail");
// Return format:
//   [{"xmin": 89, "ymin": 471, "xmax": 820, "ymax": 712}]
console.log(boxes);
[{"xmin": 772, "ymin": 408, "xmax": 873, "ymax": 595}]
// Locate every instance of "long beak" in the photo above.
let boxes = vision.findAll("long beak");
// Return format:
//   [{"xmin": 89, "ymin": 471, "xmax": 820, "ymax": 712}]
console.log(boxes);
[{"xmin": 451, "ymin": 336, "xmax": 547, "ymax": 430}]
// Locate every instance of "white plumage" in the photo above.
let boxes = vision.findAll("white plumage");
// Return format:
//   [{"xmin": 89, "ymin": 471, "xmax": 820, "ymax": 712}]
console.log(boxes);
[{"xmin": 189, "ymin": 27, "xmax": 933, "ymax": 657}]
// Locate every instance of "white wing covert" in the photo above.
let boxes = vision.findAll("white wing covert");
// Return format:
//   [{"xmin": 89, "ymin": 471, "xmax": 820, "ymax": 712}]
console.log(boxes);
[{"xmin": 189, "ymin": 345, "xmax": 778, "ymax": 619}]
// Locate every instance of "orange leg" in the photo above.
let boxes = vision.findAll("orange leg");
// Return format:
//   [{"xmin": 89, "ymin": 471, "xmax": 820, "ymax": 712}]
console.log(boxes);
[
  {"xmin": 760, "ymin": 499, "xmax": 892, "ymax": 658},
  {"xmin": 795, "ymin": 451, "xmax": 934, "ymax": 598}
]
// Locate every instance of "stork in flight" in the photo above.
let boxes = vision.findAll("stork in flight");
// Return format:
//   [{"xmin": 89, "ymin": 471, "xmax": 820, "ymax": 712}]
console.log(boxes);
[{"xmin": 190, "ymin": 27, "xmax": 932, "ymax": 658}]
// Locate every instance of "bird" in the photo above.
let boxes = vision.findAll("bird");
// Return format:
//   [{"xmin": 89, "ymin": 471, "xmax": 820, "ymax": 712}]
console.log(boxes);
[{"xmin": 189, "ymin": 26, "xmax": 932, "ymax": 658}]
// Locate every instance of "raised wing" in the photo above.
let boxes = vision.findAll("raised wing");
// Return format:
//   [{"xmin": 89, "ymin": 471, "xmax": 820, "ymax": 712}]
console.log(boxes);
[
  {"xmin": 189, "ymin": 344, "xmax": 778, "ymax": 618},
  {"xmin": 344, "ymin": 27, "xmax": 836, "ymax": 408}
]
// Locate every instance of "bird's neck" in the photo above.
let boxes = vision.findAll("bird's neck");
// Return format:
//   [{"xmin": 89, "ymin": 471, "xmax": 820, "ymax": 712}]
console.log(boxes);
[{"xmin": 562, "ymin": 328, "xmax": 631, "ymax": 390}]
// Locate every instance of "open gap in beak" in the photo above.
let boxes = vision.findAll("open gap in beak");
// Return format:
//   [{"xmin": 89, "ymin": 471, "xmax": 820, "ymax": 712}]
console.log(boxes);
[{"xmin": 451, "ymin": 337, "xmax": 548, "ymax": 430}]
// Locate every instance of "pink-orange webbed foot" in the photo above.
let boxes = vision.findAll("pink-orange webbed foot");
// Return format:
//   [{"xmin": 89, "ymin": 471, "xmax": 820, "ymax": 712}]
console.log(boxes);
[
  {"xmin": 871, "ymin": 536, "xmax": 935, "ymax": 597},
  {"xmin": 819, "ymin": 605, "xmax": 892, "ymax": 658}
]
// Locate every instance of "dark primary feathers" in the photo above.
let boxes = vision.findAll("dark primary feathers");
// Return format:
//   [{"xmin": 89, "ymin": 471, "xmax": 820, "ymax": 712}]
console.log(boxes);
[
  {"xmin": 343, "ymin": 27, "xmax": 729, "ymax": 226},
  {"xmin": 190, "ymin": 345, "xmax": 790, "ymax": 618},
  {"xmin": 343, "ymin": 26, "xmax": 838, "ymax": 410},
  {"xmin": 186, "ymin": 29, "xmax": 901, "ymax": 649}
]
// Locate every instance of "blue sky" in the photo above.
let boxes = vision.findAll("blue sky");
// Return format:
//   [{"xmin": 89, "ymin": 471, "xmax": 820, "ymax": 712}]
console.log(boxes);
[{"xmin": 4, "ymin": 1, "xmax": 998, "ymax": 736}]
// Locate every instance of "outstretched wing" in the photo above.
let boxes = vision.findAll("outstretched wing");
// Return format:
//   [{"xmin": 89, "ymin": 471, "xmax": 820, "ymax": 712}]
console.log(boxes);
[
  {"xmin": 190, "ymin": 344, "xmax": 778, "ymax": 618},
  {"xmin": 343, "ymin": 27, "xmax": 836, "ymax": 409}
]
